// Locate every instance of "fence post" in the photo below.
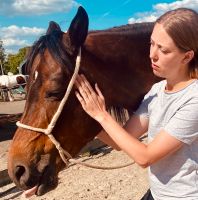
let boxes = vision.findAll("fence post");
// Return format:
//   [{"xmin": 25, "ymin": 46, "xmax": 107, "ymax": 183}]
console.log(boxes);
[{"xmin": 0, "ymin": 60, "xmax": 4, "ymax": 75}]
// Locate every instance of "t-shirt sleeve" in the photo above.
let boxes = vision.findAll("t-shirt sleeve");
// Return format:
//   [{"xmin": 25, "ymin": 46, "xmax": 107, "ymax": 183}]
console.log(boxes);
[
  {"xmin": 164, "ymin": 97, "xmax": 198, "ymax": 145},
  {"xmin": 134, "ymin": 82, "xmax": 161, "ymax": 118}
]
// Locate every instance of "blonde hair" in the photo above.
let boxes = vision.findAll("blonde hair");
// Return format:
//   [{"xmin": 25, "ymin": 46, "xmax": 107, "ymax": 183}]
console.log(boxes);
[{"xmin": 156, "ymin": 8, "xmax": 198, "ymax": 78}]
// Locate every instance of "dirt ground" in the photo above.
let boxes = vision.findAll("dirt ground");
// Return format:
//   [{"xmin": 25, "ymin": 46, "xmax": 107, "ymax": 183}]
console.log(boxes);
[{"xmin": 0, "ymin": 98, "xmax": 149, "ymax": 200}]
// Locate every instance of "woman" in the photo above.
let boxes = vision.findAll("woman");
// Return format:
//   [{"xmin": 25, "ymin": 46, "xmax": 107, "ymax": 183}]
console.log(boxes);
[{"xmin": 75, "ymin": 8, "xmax": 198, "ymax": 200}]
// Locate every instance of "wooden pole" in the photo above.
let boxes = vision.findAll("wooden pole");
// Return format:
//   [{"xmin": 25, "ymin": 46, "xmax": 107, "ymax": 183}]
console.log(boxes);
[{"xmin": 0, "ymin": 60, "xmax": 4, "ymax": 75}]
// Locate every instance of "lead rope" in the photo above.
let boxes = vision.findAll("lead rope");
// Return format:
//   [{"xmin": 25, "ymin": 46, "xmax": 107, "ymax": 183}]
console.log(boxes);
[{"xmin": 16, "ymin": 48, "xmax": 134, "ymax": 170}]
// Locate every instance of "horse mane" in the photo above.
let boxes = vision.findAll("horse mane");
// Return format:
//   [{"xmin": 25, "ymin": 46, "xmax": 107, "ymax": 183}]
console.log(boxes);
[
  {"xmin": 88, "ymin": 22, "xmax": 154, "ymax": 123},
  {"xmin": 24, "ymin": 22, "xmax": 154, "ymax": 75},
  {"xmin": 89, "ymin": 22, "xmax": 154, "ymax": 36},
  {"xmin": 25, "ymin": 30, "xmax": 73, "ymax": 75}
]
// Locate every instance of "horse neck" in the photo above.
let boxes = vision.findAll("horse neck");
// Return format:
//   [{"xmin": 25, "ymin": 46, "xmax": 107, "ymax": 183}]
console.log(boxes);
[{"xmin": 80, "ymin": 24, "xmax": 156, "ymax": 110}]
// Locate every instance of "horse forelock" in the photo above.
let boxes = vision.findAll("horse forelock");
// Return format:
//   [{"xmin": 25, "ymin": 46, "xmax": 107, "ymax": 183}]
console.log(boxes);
[{"xmin": 25, "ymin": 30, "xmax": 73, "ymax": 76}]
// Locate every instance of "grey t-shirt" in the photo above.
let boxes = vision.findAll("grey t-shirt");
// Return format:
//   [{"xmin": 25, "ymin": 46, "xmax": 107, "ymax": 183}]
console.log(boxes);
[{"xmin": 136, "ymin": 80, "xmax": 198, "ymax": 200}]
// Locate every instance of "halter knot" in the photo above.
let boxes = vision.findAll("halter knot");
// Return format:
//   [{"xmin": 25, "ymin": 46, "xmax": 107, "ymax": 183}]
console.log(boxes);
[{"xmin": 44, "ymin": 128, "xmax": 52, "ymax": 135}]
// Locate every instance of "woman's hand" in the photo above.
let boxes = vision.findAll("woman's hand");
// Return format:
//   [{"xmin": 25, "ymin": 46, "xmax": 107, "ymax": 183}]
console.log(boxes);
[{"xmin": 75, "ymin": 74, "xmax": 107, "ymax": 122}]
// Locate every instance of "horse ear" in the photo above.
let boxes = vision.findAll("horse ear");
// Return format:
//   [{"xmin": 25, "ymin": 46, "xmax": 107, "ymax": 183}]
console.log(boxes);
[
  {"xmin": 68, "ymin": 6, "xmax": 89, "ymax": 48},
  {"xmin": 46, "ymin": 21, "xmax": 61, "ymax": 34}
]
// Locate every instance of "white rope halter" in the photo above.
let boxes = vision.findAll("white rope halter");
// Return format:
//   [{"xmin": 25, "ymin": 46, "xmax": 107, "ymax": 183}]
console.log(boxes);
[
  {"xmin": 16, "ymin": 48, "xmax": 134, "ymax": 170},
  {"xmin": 16, "ymin": 48, "xmax": 82, "ymax": 164}
]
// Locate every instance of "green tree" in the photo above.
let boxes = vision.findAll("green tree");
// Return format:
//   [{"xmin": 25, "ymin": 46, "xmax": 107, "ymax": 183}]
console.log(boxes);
[{"xmin": 4, "ymin": 47, "xmax": 29, "ymax": 74}]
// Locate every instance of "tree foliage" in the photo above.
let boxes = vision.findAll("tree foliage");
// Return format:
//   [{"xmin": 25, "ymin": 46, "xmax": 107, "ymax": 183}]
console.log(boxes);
[{"xmin": 4, "ymin": 47, "xmax": 30, "ymax": 74}]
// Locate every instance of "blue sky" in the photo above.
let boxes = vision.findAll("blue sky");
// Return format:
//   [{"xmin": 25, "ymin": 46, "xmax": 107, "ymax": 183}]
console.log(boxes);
[{"xmin": 0, "ymin": 0, "xmax": 198, "ymax": 54}]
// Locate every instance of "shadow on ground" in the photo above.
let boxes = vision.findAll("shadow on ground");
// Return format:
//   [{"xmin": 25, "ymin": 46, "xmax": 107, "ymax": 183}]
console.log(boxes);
[
  {"xmin": 0, "ymin": 123, "xmax": 17, "ymax": 142},
  {"xmin": 0, "ymin": 113, "xmax": 22, "ymax": 142}
]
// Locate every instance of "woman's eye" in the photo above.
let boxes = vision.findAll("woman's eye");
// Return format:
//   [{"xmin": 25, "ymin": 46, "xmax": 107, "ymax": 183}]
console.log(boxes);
[{"xmin": 160, "ymin": 48, "xmax": 169, "ymax": 54}]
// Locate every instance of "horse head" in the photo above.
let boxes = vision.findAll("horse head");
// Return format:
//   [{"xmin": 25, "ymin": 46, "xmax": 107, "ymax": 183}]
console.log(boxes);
[{"xmin": 8, "ymin": 6, "xmax": 97, "ymax": 196}]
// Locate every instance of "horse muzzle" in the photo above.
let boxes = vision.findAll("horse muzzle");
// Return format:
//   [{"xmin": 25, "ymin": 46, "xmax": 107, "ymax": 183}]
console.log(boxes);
[{"xmin": 8, "ymin": 152, "xmax": 59, "ymax": 196}]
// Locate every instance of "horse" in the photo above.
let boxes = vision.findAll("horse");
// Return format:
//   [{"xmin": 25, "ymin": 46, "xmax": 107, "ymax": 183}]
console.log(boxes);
[
  {"xmin": 7, "ymin": 6, "xmax": 159, "ymax": 196},
  {"xmin": 0, "ymin": 74, "xmax": 28, "ymax": 101}
]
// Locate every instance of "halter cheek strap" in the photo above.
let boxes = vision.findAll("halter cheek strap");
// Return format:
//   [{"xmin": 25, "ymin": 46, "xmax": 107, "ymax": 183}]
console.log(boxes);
[{"xmin": 16, "ymin": 48, "xmax": 82, "ymax": 163}]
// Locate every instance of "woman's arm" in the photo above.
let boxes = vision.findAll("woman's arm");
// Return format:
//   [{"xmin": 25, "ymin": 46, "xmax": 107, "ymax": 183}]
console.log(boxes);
[
  {"xmin": 97, "ymin": 114, "xmax": 149, "ymax": 151},
  {"xmin": 97, "ymin": 110, "xmax": 183, "ymax": 168},
  {"xmin": 96, "ymin": 130, "xmax": 120, "ymax": 150},
  {"xmin": 75, "ymin": 75, "xmax": 183, "ymax": 168}
]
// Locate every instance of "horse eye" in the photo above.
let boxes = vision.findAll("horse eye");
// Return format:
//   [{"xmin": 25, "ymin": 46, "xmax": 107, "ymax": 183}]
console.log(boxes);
[{"xmin": 45, "ymin": 91, "xmax": 64, "ymax": 100}]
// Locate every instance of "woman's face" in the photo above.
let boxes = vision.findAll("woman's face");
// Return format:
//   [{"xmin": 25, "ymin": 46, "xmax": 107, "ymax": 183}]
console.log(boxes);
[{"xmin": 150, "ymin": 23, "xmax": 188, "ymax": 80}]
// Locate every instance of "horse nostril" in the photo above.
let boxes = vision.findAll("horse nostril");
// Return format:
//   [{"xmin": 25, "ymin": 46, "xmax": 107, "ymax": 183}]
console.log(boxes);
[{"xmin": 15, "ymin": 165, "xmax": 26, "ymax": 181}]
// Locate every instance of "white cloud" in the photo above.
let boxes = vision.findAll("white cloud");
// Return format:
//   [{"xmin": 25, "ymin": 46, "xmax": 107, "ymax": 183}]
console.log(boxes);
[
  {"xmin": 128, "ymin": 15, "xmax": 157, "ymax": 24},
  {"xmin": 5, "ymin": 49, "xmax": 17, "ymax": 55},
  {"xmin": 0, "ymin": 25, "xmax": 45, "ymax": 54},
  {"xmin": 2, "ymin": 38, "xmax": 28, "ymax": 47},
  {"xmin": 0, "ymin": 0, "xmax": 78, "ymax": 16},
  {"xmin": 0, "ymin": 0, "xmax": 78, "ymax": 54},
  {"xmin": 154, "ymin": 0, "xmax": 198, "ymax": 12},
  {"xmin": 0, "ymin": 25, "xmax": 45, "ymax": 38},
  {"xmin": 128, "ymin": 0, "xmax": 198, "ymax": 24}
]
